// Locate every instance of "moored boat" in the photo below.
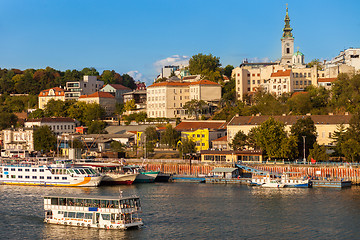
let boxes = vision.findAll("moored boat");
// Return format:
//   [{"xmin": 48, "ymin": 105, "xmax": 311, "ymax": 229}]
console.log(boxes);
[
  {"xmin": 74, "ymin": 162, "xmax": 138, "ymax": 185},
  {"xmin": 0, "ymin": 161, "xmax": 102, "ymax": 187},
  {"xmin": 123, "ymin": 165, "xmax": 159, "ymax": 183},
  {"xmin": 44, "ymin": 194, "xmax": 143, "ymax": 229}
]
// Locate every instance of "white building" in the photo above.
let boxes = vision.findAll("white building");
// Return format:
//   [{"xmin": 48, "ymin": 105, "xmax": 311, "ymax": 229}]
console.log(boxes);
[
  {"xmin": 325, "ymin": 48, "xmax": 360, "ymax": 71},
  {"xmin": 25, "ymin": 117, "xmax": 76, "ymax": 136},
  {"xmin": 2, "ymin": 128, "xmax": 34, "ymax": 152},
  {"xmin": 100, "ymin": 84, "xmax": 132, "ymax": 103}
]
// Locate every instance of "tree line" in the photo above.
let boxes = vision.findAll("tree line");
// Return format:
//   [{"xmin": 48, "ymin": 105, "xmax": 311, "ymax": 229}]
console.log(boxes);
[{"xmin": 0, "ymin": 67, "xmax": 137, "ymax": 95}]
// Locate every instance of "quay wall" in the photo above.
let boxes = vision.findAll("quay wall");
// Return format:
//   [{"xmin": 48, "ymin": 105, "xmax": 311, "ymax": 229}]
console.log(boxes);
[{"xmin": 143, "ymin": 162, "xmax": 360, "ymax": 183}]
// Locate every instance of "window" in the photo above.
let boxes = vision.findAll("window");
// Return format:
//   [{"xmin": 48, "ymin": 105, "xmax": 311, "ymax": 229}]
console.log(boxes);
[
  {"xmin": 55, "ymin": 177, "xmax": 59, "ymax": 180},
  {"xmin": 300, "ymin": 81, "xmax": 303, "ymax": 85},
  {"xmin": 18, "ymin": 175, "xmax": 23, "ymax": 179},
  {"xmin": 4, "ymin": 168, "xmax": 8, "ymax": 171},
  {"xmin": 32, "ymin": 176, "xmax": 37, "ymax": 179},
  {"xmin": 296, "ymin": 81, "xmax": 298, "ymax": 85},
  {"xmin": 25, "ymin": 176, "xmax": 30, "ymax": 179},
  {"xmin": 11, "ymin": 168, "xmax": 15, "ymax": 171},
  {"xmin": 257, "ymin": 80, "xmax": 260, "ymax": 84},
  {"xmin": 62, "ymin": 177, "xmax": 67, "ymax": 180},
  {"xmin": 32, "ymin": 169, "xmax": 37, "ymax": 172},
  {"xmin": 25, "ymin": 169, "xmax": 30, "ymax": 172},
  {"xmin": 257, "ymin": 73, "xmax": 260, "ymax": 77},
  {"xmin": 329, "ymin": 132, "xmax": 332, "ymax": 138},
  {"xmin": 197, "ymin": 134, "xmax": 200, "ymax": 138},
  {"xmin": 308, "ymin": 73, "xmax": 311, "ymax": 77},
  {"xmin": 283, "ymin": 85, "xmax": 287, "ymax": 89},
  {"xmin": 40, "ymin": 176, "xmax": 44, "ymax": 179},
  {"xmin": 252, "ymin": 80, "xmax": 255, "ymax": 84},
  {"xmin": 11, "ymin": 175, "xmax": 16, "ymax": 179},
  {"xmin": 47, "ymin": 176, "xmax": 51, "ymax": 180},
  {"xmin": 252, "ymin": 74, "xmax": 255, "ymax": 77},
  {"xmin": 40, "ymin": 169, "xmax": 44, "ymax": 172},
  {"xmin": 286, "ymin": 48, "xmax": 290, "ymax": 54},
  {"xmin": 247, "ymin": 80, "xmax": 250, "ymax": 85}
]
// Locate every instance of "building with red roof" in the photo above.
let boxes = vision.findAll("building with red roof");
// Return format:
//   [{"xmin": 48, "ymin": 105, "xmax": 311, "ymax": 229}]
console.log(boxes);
[
  {"xmin": 38, "ymin": 87, "xmax": 67, "ymax": 109},
  {"xmin": 100, "ymin": 84, "xmax": 132, "ymax": 103}
]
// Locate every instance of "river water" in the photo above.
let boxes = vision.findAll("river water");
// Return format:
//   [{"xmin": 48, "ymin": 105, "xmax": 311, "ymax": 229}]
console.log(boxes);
[{"xmin": 1, "ymin": 183, "xmax": 360, "ymax": 240}]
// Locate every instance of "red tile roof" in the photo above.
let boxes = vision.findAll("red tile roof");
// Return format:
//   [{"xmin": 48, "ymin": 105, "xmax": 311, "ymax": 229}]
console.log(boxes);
[
  {"xmin": 175, "ymin": 121, "xmax": 227, "ymax": 131},
  {"xmin": 108, "ymin": 84, "xmax": 131, "ymax": 90},
  {"xmin": 212, "ymin": 135, "xmax": 227, "ymax": 142},
  {"xmin": 38, "ymin": 87, "xmax": 65, "ymax": 97},
  {"xmin": 271, "ymin": 69, "xmax": 292, "ymax": 77},
  {"xmin": 189, "ymin": 79, "xmax": 220, "ymax": 85},
  {"xmin": 318, "ymin": 78, "xmax": 337, "ymax": 83},
  {"xmin": 79, "ymin": 92, "xmax": 115, "ymax": 98}
]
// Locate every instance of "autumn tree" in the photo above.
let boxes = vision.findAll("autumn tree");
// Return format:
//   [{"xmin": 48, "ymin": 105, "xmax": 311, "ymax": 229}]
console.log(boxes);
[{"xmin": 87, "ymin": 120, "xmax": 107, "ymax": 134}]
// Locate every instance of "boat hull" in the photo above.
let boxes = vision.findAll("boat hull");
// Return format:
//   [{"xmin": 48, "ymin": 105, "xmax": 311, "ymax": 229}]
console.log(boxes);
[
  {"xmin": 134, "ymin": 172, "xmax": 159, "ymax": 183},
  {"xmin": 45, "ymin": 218, "xmax": 143, "ymax": 229},
  {"xmin": 101, "ymin": 173, "xmax": 138, "ymax": 185}
]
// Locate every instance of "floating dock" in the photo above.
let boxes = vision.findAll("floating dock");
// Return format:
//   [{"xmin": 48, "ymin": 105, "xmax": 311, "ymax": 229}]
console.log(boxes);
[
  {"xmin": 311, "ymin": 180, "xmax": 352, "ymax": 188},
  {"xmin": 171, "ymin": 175, "xmax": 205, "ymax": 183},
  {"xmin": 205, "ymin": 177, "xmax": 249, "ymax": 184}
]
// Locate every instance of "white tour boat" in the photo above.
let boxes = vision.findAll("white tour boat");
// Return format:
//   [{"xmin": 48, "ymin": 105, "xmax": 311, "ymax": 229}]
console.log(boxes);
[
  {"xmin": 250, "ymin": 173, "xmax": 310, "ymax": 188},
  {"xmin": 44, "ymin": 194, "xmax": 143, "ymax": 229},
  {"xmin": 0, "ymin": 161, "xmax": 102, "ymax": 187}
]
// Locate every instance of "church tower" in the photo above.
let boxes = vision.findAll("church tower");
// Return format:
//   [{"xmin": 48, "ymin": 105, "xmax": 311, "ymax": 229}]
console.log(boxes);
[{"xmin": 280, "ymin": 5, "xmax": 294, "ymax": 65}]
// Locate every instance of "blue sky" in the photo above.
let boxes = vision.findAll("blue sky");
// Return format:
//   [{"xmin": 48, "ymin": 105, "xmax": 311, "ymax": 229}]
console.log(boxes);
[{"xmin": 0, "ymin": 0, "xmax": 359, "ymax": 86}]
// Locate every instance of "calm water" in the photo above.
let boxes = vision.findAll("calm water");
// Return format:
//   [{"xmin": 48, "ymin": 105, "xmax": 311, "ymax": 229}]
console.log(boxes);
[{"xmin": 1, "ymin": 183, "xmax": 360, "ymax": 240}]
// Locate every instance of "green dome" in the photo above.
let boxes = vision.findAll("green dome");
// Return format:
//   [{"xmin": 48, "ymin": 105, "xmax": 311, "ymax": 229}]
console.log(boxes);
[{"xmin": 293, "ymin": 50, "xmax": 304, "ymax": 56}]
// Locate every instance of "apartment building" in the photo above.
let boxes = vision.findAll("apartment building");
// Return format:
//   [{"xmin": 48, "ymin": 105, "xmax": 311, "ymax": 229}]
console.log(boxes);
[
  {"xmin": 65, "ymin": 76, "xmax": 104, "ymax": 100},
  {"xmin": 147, "ymin": 80, "xmax": 221, "ymax": 119}
]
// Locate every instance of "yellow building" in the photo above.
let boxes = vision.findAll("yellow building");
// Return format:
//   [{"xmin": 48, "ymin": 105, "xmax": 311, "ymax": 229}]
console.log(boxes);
[
  {"xmin": 175, "ymin": 120, "xmax": 227, "ymax": 151},
  {"xmin": 38, "ymin": 87, "xmax": 66, "ymax": 109}
]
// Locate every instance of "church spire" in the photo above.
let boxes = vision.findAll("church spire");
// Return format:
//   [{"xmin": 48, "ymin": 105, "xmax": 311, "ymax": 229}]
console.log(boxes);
[{"xmin": 282, "ymin": 4, "xmax": 293, "ymax": 38}]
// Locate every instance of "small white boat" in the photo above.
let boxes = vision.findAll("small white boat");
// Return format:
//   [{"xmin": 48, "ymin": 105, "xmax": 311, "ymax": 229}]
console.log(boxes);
[
  {"xmin": 261, "ymin": 179, "xmax": 286, "ymax": 188},
  {"xmin": 44, "ymin": 194, "xmax": 143, "ymax": 229}
]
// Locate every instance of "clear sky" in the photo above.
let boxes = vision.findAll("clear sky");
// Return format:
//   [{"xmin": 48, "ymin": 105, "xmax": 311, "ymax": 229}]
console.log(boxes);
[{"xmin": 0, "ymin": 0, "xmax": 359, "ymax": 86}]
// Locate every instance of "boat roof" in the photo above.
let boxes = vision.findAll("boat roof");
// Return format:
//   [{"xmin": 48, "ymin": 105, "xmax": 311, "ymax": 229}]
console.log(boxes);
[
  {"xmin": 44, "ymin": 195, "xmax": 139, "ymax": 201},
  {"xmin": 211, "ymin": 167, "xmax": 238, "ymax": 173},
  {"xmin": 74, "ymin": 162, "xmax": 122, "ymax": 167}
]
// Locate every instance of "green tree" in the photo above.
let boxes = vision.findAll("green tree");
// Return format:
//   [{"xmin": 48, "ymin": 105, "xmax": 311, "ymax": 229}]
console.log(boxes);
[
  {"xmin": 33, "ymin": 126, "xmax": 56, "ymax": 153},
  {"xmin": 29, "ymin": 109, "xmax": 45, "ymax": 119},
  {"xmin": 188, "ymin": 53, "xmax": 222, "ymax": 82},
  {"xmin": 144, "ymin": 126, "xmax": 158, "ymax": 155},
  {"xmin": 111, "ymin": 141, "xmax": 126, "ymax": 152},
  {"xmin": 341, "ymin": 139, "xmax": 360, "ymax": 162},
  {"xmin": 183, "ymin": 99, "xmax": 208, "ymax": 120},
  {"xmin": 81, "ymin": 67, "xmax": 99, "ymax": 76},
  {"xmin": 160, "ymin": 124, "xmax": 180, "ymax": 148},
  {"xmin": 287, "ymin": 92, "xmax": 312, "ymax": 115},
  {"xmin": 178, "ymin": 137, "xmax": 196, "ymax": 158},
  {"xmin": 308, "ymin": 143, "xmax": 329, "ymax": 162},
  {"xmin": 44, "ymin": 99, "xmax": 66, "ymax": 117},
  {"xmin": 331, "ymin": 74, "xmax": 360, "ymax": 113},
  {"xmin": 290, "ymin": 117, "xmax": 317, "ymax": 159},
  {"xmin": 122, "ymin": 74, "xmax": 137, "ymax": 90},
  {"xmin": 331, "ymin": 124, "xmax": 347, "ymax": 157},
  {"xmin": 124, "ymin": 99, "xmax": 136, "ymax": 112},
  {"xmin": 252, "ymin": 118, "xmax": 290, "ymax": 160},
  {"xmin": 223, "ymin": 65, "xmax": 234, "ymax": 80},
  {"xmin": 87, "ymin": 120, "xmax": 107, "ymax": 134},
  {"xmin": 0, "ymin": 112, "xmax": 18, "ymax": 130},
  {"xmin": 230, "ymin": 130, "xmax": 247, "ymax": 150},
  {"xmin": 84, "ymin": 103, "xmax": 106, "ymax": 124},
  {"xmin": 307, "ymin": 59, "xmax": 323, "ymax": 70}
]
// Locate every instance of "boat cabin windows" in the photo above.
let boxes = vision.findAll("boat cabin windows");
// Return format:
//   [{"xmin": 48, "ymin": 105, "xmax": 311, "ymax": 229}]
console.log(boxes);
[
  {"xmin": 101, "ymin": 214, "xmax": 110, "ymax": 221},
  {"xmin": 46, "ymin": 196, "xmax": 136, "ymax": 209}
]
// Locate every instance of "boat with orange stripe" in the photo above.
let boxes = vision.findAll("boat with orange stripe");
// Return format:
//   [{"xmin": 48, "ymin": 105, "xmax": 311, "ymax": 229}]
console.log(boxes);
[{"xmin": 0, "ymin": 161, "xmax": 103, "ymax": 187}]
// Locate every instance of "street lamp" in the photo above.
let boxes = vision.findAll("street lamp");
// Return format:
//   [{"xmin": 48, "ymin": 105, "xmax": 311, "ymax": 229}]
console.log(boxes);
[{"xmin": 302, "ymin": 136, "xmax": 306, "ymax": 164}]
